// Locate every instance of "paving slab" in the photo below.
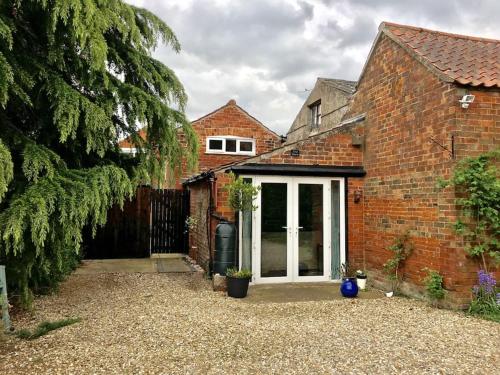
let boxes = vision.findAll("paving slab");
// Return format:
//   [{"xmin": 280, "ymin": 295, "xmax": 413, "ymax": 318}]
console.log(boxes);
[
  {"xmin": 244, "ymin": 282, "xmax": 383, "ymax": 303},
  {"xmin": 75, "ymin": 256, "xmax": 193, "ymax": 275}
]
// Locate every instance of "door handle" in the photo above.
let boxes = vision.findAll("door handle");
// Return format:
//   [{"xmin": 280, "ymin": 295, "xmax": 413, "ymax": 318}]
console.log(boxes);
[
  {"xmin": 281, "ymin": 226, "xmax": 289, "ymax": 229},
  {"xmin": 297, "ymin": 226, "xmax": 304, "ymax": 230}
]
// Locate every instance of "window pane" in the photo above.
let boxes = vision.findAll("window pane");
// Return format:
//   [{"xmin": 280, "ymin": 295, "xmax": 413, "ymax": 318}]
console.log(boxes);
[
  {"xmin": 298, "ymin": 184, "xmax": 324, "ymax": 276},
  {"xmin": 261, "ymin": 183, "xmax": 288, "ymax": 277},
  {"xmin": 225, "ymin": 139, "xmax": 237, "ymax": 152},
  {"xmin": 208, "ymin": 139, "xmax": 223, "ymax": 150},
  {"xmin": 239, "ymin": 141, "xmax": 253, "ymax": 152}
]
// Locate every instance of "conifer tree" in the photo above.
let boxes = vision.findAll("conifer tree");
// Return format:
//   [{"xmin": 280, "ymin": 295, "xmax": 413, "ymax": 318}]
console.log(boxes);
[{"xmin": 0, "ymin": 0, "xmax": 198, "ymax": 305}]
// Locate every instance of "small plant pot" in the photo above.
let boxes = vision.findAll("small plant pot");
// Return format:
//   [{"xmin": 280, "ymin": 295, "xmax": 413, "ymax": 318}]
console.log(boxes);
[
  {"xmin": 227, "ymin": 276, "xmax": 251, "ymax": 298},
  {"xmin": 340, "ymin": 277, "xmax": 359, "ymax": 298},
  {"xmin": 356, "ymin": 276, "xmax": 367, "ymax": 290}
]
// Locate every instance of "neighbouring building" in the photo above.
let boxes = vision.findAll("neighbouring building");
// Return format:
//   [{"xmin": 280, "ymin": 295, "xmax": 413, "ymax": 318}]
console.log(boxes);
[
  {"xmin": 184, "ymin": 22, "xmax": 500, "ymax": 308},
  {"xmin": 285, "ymin": 78, "xmax": 356, "ymax": 143},
  {"xmin": 119, "ymin": 99, "xmax": 281, "ymax": 187}
]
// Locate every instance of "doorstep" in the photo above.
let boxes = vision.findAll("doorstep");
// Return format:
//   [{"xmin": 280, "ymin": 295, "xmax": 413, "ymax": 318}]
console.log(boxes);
[{"xmin": 242, "ymin": 282, "xmax": 384, "ymax": 303}]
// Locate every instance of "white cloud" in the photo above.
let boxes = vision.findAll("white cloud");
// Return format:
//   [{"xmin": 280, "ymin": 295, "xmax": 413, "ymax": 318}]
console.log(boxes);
[{"xmin": 127, "ymin": 0, "xmax": 500, "ymax": 135}]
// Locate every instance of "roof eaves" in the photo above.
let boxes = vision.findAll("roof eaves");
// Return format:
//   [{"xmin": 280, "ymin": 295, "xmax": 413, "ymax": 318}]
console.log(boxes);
[{"xmin": 357, "ymin": 22, "xmax": 455, "ymax": 88}]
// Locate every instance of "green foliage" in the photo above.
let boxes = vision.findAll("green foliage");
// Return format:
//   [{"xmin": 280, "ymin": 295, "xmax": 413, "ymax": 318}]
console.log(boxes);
[
  {"xmin": 439, "ymin": 149, "xmax": 500, "ymax": 269},
  {"xmin": 0, "ymin": 139, "xmax": 13, "ymax": 202},
  {"xmin": 16, "ymin": 317, "xmax": 81, "ymax": 340},
  {"xmin": 468, "ymin": 301, "xmax": 500, "ymax": 323},
  {"xmin": 0, "ymin": 0, "xmax": 197, "ymax": 307},
  {"xmin": 225, "ymin": 173, "xmax": 261, "ymax": 212},
  {"xmin": 383, "ymin": 231, "xmax": 413, "ymax": 292},
  {"xmin": 226, "ymin": 267, "xmax": 252, "ymax": 278},
  {"xmin": 422, "ymin": 268, "xmax": 446, "ymax": 304},
  {"xmin": 468, "ymin": 270, "xmax": 500, "ymax": 322}
]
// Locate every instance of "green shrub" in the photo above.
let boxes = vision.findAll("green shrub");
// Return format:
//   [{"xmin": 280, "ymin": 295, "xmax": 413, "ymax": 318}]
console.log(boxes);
[
  {"xmin": 226, "ymin": 267, "xmax": 252, "ymax": 278},
  {"xmin": 438, "ymin": 149, "xmax": 500, "ymax": 270},
  {"xmin": 383, "ymin": 231, "xmax": 413, "ymax": 293},
  {"xmin": 422, "ymin": 268, "xmax": 446, "ymax": 304},
  {"xmin": 225, "ymin": 173, "xmax": 260, "ymax": 212}
]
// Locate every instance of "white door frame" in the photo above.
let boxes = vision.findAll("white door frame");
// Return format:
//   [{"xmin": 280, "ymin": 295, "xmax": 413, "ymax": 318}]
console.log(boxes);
[{"xmin": 240, "ymin": 175, "xmax": 345, "ymax": 284}]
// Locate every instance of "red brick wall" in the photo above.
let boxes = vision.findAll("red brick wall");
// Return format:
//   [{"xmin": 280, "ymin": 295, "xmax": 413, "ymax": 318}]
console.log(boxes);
[
  {"xmin": 346, "ymin": 33, "xmax": 500, "ymax": 307},
  {"xmin": 187, "ymin": 124, "xmax": 366, "ymax": 275},
  {"xmin": 179, "ymin": 101, "xmax": 281, "ymax": 183}
]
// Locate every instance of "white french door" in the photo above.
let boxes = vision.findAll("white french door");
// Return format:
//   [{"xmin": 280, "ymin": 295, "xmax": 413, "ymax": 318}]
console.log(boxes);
[{"xmin": 251, "ymin": 176, "xmax": 345, "ymax": 283}]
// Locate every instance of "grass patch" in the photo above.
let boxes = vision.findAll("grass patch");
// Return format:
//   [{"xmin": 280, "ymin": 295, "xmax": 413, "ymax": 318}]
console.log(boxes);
[
  {"xmin": 16, "ymin": 317, "xmax": 81, "ymax": 340},
  {"xmin": 468, "ymin": 312, "xmax": 500, "ymax": 323}
]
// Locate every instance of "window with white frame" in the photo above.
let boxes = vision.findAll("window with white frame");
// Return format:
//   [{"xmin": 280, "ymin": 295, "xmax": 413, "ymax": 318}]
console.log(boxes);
[
  {"xmin": 121, "ymin": 147, "xmax": 138, "ymax": 156},
  {"xmin": 310, "ymin": 100, "xmax": 321, "ymax": 130},
  {"xmin": 206, "ymin": 136, "xmax": 256, "ymax": 155}
]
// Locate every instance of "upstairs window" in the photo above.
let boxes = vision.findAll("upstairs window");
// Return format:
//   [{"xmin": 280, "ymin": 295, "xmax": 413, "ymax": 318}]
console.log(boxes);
[
  {"xmin": 310, "ymin": 100, "xmax": 321, "ymax": 130},
  {"xmin": 206, "ymin": 136, "xmax": 256, "ymax": 155}
]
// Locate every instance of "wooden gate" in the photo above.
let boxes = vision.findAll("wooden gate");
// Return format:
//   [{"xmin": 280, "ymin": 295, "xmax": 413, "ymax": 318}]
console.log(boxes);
[
  {"xmin": 83, "ymin": 187, "xmax": 190, "ymax": 258},
  {"xmin": 150, "ymin": 189, "xmax": 190, "ymax": 254}
]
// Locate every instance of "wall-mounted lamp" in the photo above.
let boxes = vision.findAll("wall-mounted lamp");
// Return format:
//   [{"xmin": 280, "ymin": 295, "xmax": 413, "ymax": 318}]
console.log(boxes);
[
  {"xmin": 354, "ymin": 188, "xmax": 363, "ymax": 203},
  {"xmin": 459, "ymin": 94, "xmax": 475, "ymax": 109}
]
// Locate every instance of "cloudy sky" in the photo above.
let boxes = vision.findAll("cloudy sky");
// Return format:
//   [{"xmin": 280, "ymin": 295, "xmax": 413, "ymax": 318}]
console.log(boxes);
[{"xmin": 128, "ymin": 0, "xmax": 500, "ymax": 135}]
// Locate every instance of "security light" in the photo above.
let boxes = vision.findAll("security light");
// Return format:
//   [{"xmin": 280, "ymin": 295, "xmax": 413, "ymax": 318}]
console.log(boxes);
[{"xmin": 459, "ymin": 94, "xmax": 475, "ymax": 109}]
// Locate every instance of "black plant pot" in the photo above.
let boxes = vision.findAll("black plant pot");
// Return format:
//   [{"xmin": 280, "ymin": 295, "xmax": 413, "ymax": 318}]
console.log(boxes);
[{"xmin": 227, "ymin": 276, "xmax": 251, "ymax": 298}]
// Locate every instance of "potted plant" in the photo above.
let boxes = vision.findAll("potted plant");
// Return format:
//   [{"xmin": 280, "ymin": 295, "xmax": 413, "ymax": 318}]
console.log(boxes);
[
  {"xmin": 226, "ymin": 267, "xmax": 252, "ymax": 298},
  {"xmin": 356, "ymin": 270, "xmax": 367, "ymax": 290},
  {"xmin": 340, "ymin": 263, "xmax": 358, "ymax": 298}
]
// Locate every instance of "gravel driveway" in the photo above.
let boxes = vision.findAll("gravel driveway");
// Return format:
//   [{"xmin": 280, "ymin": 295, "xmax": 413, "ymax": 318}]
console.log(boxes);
[{"xmin": 1, "ymin": 273, "xmax": 498, "ymax": 374}]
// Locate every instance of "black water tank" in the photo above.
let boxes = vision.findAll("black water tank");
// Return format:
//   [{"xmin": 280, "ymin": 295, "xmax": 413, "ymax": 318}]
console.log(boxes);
[{"xmin": 214, "ymin": 221, "xmax": 236, "ymax": 275}]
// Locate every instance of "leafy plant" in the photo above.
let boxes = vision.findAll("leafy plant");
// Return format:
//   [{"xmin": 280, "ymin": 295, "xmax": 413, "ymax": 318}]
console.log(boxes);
[
  {"xmin": 383, "ymin": 231, "xmax": 414, "ymax": 293},
  {"xmin": 468, "ymin": 270, "xmax": 500, "ymax": 322},
  {"xmin": 185, "ymin": 216, "xmax": 198, "ymax": 230},
  {"xmin": 16, "ymin": 317, "xmax": 81, "ymax": 340},
  {"xmin": 0, "ymin": 1, "xmax": 197, "ymax": 307},
  {"xmin": 225, "ymin": 173, "xmax": 260, "ymax": 212},
  {"xmin": 226, "ymin": 267, "xmax": 252, "ymax": 278},
  {"xmin": 356, "ymin": 270, "xmax": 367, "ymax": 278},
  {"xmin": 340, "ymin": 263, "xmax": 356, "ymax": 278},
  {"xmin": 422, "ymin": 268, "xmax": 446, "ymax": 305},
  {"xmin": 438, "ymin": 149, "xmax": 500, "ymax": 270}
]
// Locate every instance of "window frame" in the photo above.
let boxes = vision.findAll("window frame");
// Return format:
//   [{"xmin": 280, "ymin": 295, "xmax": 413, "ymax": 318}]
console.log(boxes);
[
  {"xmin": 205, "ymin": 136, "xmax": 256, "ymax": 156},
  {"xmin": 309, "ymin": 100, "xmax": 322, "ymax": 130}
]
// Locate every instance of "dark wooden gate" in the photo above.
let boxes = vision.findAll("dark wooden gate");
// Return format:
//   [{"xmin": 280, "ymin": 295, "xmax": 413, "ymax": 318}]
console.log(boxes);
[
  {"xmin": 150, "ymin": 189, "xmax": 190, "ymax": 254},
  {"xmin": 83, "ymin": 187, "xmax": 189, "ymax": 258}
]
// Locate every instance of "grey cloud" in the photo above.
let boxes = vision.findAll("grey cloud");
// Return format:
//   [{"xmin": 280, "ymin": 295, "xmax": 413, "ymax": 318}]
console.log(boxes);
[{"xmin": 128, "ymin": 0, "xmax": 500, "ymax": 135}]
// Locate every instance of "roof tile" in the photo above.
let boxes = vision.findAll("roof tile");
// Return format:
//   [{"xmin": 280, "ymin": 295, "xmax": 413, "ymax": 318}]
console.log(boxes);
[{"xmin": 382, "ymin": 22, "xmax": 500, "ymax": 88}]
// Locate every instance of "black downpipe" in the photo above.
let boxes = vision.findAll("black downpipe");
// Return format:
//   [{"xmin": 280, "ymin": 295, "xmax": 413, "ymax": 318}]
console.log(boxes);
[{"xmin": 207, "ymin": 176, "xmax": 214, "ymax": 277}]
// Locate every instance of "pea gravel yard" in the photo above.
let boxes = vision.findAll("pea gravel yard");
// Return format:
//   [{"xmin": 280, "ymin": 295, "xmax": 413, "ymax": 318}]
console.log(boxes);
[{"xmin": 1, "ymin": 273, "xmax": 499, "ymax": 374}]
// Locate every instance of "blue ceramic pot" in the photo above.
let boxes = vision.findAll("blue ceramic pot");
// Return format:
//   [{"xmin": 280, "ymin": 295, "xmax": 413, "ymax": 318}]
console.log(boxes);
[{"xmin": 340, "ymin": 277, "xmax": 359, "ymax": 298}]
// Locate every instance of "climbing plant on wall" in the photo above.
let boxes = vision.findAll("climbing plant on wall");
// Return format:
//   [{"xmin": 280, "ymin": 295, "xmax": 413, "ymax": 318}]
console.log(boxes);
[
  {"xmin": 0, "ymin": 0, "xmax": 198, "ymax": 306},
  {"xmin": 439, "ymin": 149, "xmax": 500, "ymax": 271}
]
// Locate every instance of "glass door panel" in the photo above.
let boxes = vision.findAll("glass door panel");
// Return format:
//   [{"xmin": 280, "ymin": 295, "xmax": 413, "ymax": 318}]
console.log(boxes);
[
  {"xmin": 297, "ymin": 184, "xmax": 324, "ymax": 277},
  {"xmin": 260, "ymin": 183, "xmax": 288, "ymax": 278}
]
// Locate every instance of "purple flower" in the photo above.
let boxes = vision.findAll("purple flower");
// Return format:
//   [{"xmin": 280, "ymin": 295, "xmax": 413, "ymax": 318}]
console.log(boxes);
[{"xmin": 473, "ymin": 270, "xmax": 497, "ymax": 297}]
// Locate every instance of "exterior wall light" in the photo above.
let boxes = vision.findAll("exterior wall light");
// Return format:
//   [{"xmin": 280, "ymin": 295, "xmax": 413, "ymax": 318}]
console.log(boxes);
[
  {"xmin": 354, "ymin": 188, "xmax": 363, "ymax": 203},
  {"xmin": 459, "ymin": 94, "xmax": 475, "ymax": 109}
]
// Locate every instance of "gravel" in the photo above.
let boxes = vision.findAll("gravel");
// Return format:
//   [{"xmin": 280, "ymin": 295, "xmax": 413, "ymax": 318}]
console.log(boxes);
[{"xmin": 0, "ymin": 273, "xmax": 498, "ymax": 374}]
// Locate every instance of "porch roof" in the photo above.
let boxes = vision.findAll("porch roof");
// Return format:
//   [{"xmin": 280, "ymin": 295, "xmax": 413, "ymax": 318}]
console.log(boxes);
[{"xmin": 225, "ymin": 163, "xmax": 366, "ymax": 177}]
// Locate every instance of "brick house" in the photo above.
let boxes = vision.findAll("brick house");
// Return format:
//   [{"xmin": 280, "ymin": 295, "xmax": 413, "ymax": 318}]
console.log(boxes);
[
  {"xmin": 184, "ymin": 22, "xmax": 499, "ymax": 307},
  {"xmin": 119, "ymin": 99, "xmax": 281, "ymax": 187}
]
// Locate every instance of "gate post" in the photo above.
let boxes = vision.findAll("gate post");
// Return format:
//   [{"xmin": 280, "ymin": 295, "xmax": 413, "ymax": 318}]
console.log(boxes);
[{"xmin": 0, "ymin": 265, "xmax": 11, "ymax": 332}]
